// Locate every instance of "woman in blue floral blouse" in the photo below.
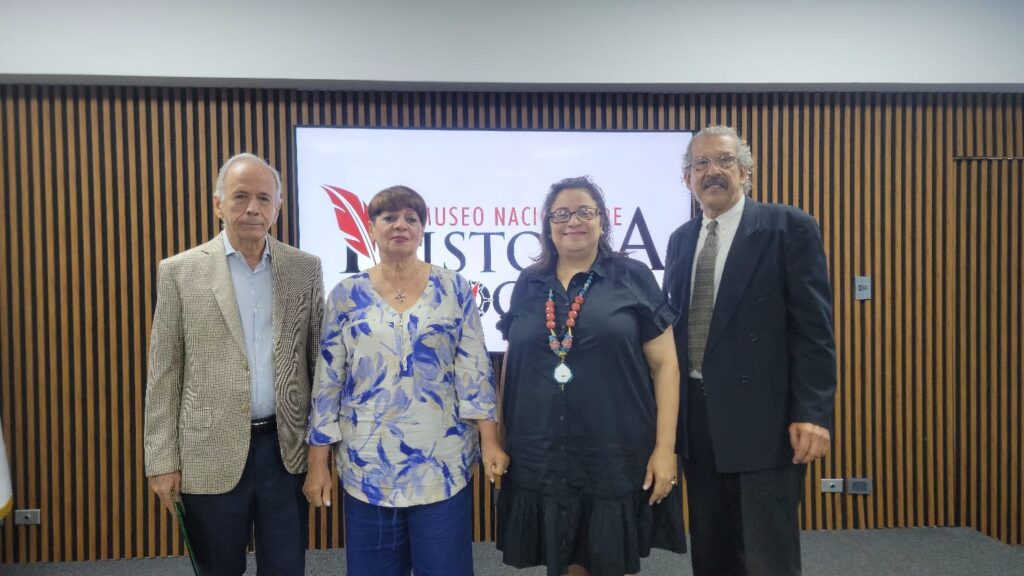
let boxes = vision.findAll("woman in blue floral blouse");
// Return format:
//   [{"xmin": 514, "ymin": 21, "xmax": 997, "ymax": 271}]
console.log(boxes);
[{"xmin": 304, "ymin": 185, "xmax": 508, "ymax": 576}]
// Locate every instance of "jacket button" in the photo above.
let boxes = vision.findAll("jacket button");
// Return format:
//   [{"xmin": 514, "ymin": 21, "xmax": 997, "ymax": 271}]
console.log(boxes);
[
  {"xmin": 749, "ymin": 332, "xmax": 759, "ymax": 341},
  {"xmin": 741, "ymin": 375, "xmax": 750, "ymax": 384}
]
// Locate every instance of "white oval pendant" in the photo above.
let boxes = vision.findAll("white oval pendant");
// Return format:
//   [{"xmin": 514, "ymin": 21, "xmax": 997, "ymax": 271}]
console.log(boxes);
[{"xmin": 553, "ymin": 363, "xmax": 574, "ymax": 384}]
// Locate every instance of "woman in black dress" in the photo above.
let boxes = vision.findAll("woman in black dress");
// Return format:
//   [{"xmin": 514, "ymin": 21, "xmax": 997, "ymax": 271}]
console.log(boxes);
[{"xmin": 496, "ymin": 176, "xmax": 686, "ymax": 576}]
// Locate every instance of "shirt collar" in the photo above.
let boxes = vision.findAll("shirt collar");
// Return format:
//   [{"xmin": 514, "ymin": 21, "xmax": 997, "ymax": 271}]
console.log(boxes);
[
  {"xmin": 222, "ymin": 231, "xmax": 272, "ymax": 262},
  {"xmin": 702, "ymin": 194, "xmax": 746, "ymax": 228},
  {"xmin": 589, "ymin": 252, "xmax": 611, "ymax": 279},
  {"xmin": 532, "ymin": 251, "xmax": 611, "ymax": 289}
]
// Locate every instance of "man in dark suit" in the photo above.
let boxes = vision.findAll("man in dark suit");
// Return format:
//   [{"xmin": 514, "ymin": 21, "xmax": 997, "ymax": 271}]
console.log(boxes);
[{"xmin": 664, "ymin": 126, "xmax": 836, "ymax": 576}]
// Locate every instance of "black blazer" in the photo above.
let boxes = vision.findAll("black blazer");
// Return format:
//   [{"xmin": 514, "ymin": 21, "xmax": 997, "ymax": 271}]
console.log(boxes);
[{"xmin": 664, "ymin": 198, "xmax": 836, "ymax": 473}]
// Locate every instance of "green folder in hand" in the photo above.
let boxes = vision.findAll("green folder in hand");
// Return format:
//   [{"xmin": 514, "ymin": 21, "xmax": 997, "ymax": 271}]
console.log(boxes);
[{"xmin": 174, "ymin": 499, "xmax": 201, "ymax": 576}]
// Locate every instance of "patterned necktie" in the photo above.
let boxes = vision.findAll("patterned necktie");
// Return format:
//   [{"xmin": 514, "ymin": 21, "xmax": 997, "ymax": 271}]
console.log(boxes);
[{"xmin": 688, "ymin": 220, "xmax": 719, "ymax": 373}]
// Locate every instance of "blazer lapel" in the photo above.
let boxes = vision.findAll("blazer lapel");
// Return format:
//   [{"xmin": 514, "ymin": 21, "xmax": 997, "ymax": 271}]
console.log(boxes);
[
  {"xmin": 207, "ymin": 236, "xmax": 248, "ymax": 358},
  {"xmin": 674, "ymin": 221, "xmax": 701, "ymax": 319},
  {"xmin": 706, "ymin": 198, "xmax": 766, "ymax": 353},
  {"xmin": 268, "ymin": 237, "xmax": 287, "ymax": 366}
]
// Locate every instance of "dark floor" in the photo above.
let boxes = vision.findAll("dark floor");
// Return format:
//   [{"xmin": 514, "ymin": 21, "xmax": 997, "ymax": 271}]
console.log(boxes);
[{"xmin": 2, "ymin": 528, "xmax": 1023, "ymax": 575}]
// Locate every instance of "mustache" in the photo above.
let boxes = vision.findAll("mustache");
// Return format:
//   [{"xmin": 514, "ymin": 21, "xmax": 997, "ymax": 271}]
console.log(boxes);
[{"xmin": 702, "ymin": 175, "xmax": 729, "ymax": 190}]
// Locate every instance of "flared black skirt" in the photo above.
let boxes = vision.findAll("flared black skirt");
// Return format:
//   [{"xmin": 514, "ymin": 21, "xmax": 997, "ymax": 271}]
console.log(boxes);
[{"xmin": 496, "ymin": 482, "xmax": 687, "ymax": 576}]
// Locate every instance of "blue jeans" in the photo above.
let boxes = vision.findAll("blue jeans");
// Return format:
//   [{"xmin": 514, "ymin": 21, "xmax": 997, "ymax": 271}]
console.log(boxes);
[{"xmin": 344, "ymin": 485, "xmax": 473, "ymax": 576}]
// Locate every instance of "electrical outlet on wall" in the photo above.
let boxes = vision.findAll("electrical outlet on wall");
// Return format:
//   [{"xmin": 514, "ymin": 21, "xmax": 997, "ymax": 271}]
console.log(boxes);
[
  {"xmin": 847, "ymin": 478, "xmax": 873, "ymax": 494},
  {"xmin": 821, "ymin": 478, "xmax": 844, "ymax": 493},
  {"xmin": 14, "ymin": 509, "xmax": 41, "ymax": 525}
]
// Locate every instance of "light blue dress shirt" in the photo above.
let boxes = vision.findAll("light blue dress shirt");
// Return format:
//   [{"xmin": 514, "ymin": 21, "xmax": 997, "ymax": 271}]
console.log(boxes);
[{"xmin": 223, "ymin": 232, "xmax": 276, "ymax": 420}]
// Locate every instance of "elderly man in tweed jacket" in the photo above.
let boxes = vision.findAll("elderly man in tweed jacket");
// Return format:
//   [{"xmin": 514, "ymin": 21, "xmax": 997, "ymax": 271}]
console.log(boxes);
[{"xmin": 144, "ymin": 153, "xmax": 323, "ymax": 576}]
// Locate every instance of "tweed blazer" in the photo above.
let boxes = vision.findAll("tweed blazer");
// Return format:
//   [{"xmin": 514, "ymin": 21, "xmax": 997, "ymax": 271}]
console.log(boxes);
[{"xmin": 144, "ymin": 235, "xmax": 324, "ymax": 494}]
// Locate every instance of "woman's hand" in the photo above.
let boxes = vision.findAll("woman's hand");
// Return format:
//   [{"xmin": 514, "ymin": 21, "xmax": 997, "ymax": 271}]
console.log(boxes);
[
  {"xmin": 303, "ymin": 445, "xmax": 334, "ymax": 507},
  {"xmin": 481, "ymin": 437, "xmax": 510, "ymax": 484},
  {"xmin": 478, "ymin": 420, "xmax": 510, "ymax": 483},
  {"xmin": 643, "ymin": 446, "xmax": 677, "ymax": 505},
  {"xmin": 642, "ymin": 328, "xmax": 680, "ymax": 506}
]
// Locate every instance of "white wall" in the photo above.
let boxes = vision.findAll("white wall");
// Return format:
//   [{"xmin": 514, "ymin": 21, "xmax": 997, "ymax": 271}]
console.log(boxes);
[{"xmin": 1, "ymin": 0, "xmax": 1022, "ymax": 89}]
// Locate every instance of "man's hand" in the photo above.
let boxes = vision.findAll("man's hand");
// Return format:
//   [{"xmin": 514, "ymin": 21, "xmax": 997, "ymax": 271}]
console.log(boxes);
[
  {"xmin": 789, "ymin": 422, "xmax": 831, "ymax": 464},
  {"xmin": 148, "ymin": 472, "xmax": 181, "ymax": 517}
]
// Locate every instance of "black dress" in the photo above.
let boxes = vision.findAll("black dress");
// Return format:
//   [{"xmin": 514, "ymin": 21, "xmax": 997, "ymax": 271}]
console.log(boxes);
[{"xmin": 496, "ymin": 253, "xmax": 687, "ymax": 576}]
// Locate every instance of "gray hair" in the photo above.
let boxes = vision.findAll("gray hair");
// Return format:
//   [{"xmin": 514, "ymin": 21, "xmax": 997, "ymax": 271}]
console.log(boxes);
[
  {"xmin": 683, "ymin": 125, "xmax": 754, "ymax": 193},
  {"xmin": 215, "ymin": 153, "xmax": 282, "ymax": 202}
]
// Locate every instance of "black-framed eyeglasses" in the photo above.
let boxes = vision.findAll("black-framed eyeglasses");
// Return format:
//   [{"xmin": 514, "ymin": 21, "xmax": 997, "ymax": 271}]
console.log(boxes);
[
  {"xmin": 686, "ymin": 154, "xmax": 738, "ymax": 173},
  {"xmin": 549, "ymin": 206, "xmax": 599, "ymax": 224}
]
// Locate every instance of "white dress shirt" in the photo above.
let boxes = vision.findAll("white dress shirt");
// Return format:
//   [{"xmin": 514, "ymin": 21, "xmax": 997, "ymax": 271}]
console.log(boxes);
[{"xmin": 689, "ymin": 194, "xmax": 746, "ymax": 378}]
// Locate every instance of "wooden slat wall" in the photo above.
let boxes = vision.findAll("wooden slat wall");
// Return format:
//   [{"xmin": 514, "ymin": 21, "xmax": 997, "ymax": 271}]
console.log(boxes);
[
  {"xmin": 0, "ymin": 86, "xmax": 1021, "ymax": 563},
  {"xmin": 954, "ymin": 94, "xmax": 1023, "ymax": 545}
]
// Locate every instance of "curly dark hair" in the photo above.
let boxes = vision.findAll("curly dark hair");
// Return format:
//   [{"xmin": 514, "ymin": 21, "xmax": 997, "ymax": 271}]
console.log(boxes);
[{"xmin": 528, "ymin": 176, "xmax": 614, "ymax": 271}]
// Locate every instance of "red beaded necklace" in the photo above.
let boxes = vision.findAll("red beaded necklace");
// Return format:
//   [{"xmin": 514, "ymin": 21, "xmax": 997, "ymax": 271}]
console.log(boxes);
[{"xmin": 545, "ymin": 271, "xmax": 594, "ymax": 387}]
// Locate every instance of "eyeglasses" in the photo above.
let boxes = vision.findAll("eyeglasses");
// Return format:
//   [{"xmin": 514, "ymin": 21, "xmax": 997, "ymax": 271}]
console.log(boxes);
[
  {"xmin": 686, "ymin": 154, "xmax": 738, "ymax": 173},
  {"xmin": 549, "ymin": 206, "xmax": 599, "ymax": 223}
]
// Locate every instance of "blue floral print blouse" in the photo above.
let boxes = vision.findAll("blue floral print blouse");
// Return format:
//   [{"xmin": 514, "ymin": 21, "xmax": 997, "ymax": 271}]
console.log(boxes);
[{"xmin": 308, "ymin": 265, "xmax": 496, "ymax": 507}]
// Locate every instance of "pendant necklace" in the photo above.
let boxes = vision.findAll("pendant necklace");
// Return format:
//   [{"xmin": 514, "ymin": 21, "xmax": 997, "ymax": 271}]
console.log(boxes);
[
  {"xmin": 381, "ymin": 261, "xmax": 414, "ymax": 304},
  {"xmin": 545, "ymin": 271, "xmax": 594, "ymax": 390}
]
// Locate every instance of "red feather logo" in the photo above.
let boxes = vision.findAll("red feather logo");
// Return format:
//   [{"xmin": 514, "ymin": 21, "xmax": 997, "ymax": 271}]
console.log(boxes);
[{"xmin": 323, "ymin": 185, "xmax": 376, "ymax": 262}]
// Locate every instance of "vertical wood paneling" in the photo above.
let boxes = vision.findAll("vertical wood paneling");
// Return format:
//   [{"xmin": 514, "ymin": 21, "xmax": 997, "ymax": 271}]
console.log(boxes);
[
  {"xmin": 955, "ymin": 92, "xmax": 1023, "ymax": 544},
  {"xmin": 0, "ymin": 86, "xmax": 1021, "ymax": 564}
]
